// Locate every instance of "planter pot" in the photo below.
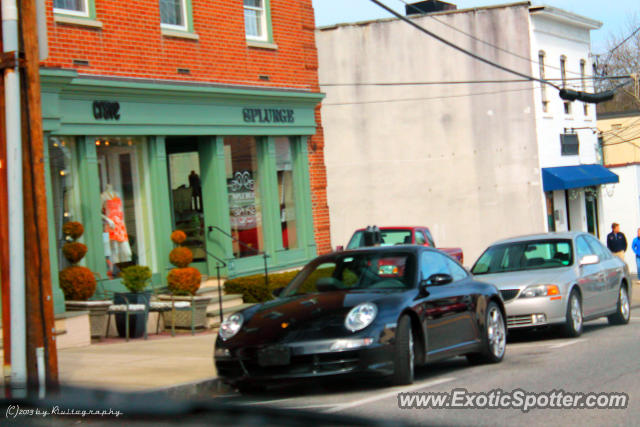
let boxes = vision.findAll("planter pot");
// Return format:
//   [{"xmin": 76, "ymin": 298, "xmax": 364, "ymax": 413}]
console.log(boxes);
[
  {"xmin": 158, "ymin": 295, "xmax": 212, "ymax": 330},
  {"xmin": 113, "ymin": 291, "xmax": 151, "ymax": 339},
  {"xmin": 65, "ymin": 300, "xmax": 112, "ymax": 339}
]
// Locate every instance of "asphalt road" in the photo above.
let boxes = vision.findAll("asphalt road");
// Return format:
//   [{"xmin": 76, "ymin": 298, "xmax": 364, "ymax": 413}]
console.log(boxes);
[{"xmin": 212, "ymin": 317, "xmax": 640, "ymax": 426}]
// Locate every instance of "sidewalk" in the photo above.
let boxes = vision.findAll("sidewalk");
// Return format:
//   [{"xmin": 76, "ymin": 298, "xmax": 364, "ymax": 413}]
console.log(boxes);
[
  {"xmin": 58, "ymin": 330, "xmax": 219, "ymax": 392},
  {"xmin": 633, "ymin": 280, "xmax": 640, "ymax": 308}
]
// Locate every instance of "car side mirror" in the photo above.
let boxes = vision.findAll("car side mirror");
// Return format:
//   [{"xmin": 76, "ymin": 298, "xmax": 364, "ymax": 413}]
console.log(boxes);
[
  {"xmin": 579, "ymin": 254, "xmax": 599, "ymax": 266},
  {"xmin": 272, "ymin": 287, "xmax": 284, "ymax": 297},
  {"xmin": 422, "ymin": 273, "xmax": 454, "ymax": 287}
]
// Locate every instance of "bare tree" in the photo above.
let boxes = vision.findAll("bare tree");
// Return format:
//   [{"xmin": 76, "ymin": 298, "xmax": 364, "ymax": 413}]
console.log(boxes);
[{"xmin": 595, "ymin": 18, "xmax": 640, "ymax": 114}]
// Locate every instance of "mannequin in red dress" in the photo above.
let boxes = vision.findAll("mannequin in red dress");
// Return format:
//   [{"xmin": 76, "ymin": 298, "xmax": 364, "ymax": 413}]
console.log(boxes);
[{"xmin": 101, "ymin": 184, "xmax": 132, "ymax": 276}]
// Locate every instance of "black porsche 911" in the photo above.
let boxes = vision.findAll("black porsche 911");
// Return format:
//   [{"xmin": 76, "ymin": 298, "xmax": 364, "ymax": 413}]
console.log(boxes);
[{"xmin": 214, "ymin": 246, "xmax": 506, "ymax": 390}]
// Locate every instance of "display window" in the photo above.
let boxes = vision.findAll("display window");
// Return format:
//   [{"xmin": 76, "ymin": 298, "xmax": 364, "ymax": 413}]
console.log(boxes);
[
  {"xmin": 95, "ymin": 137, "xmax": 147, "ymax": 278},
  {"xmin": 48, "ymin": 136, "xmax": 81, "ymax": 269},
  {"xmin": 224, "ymin": 136, "xmax": 264, "ymax": 258}
]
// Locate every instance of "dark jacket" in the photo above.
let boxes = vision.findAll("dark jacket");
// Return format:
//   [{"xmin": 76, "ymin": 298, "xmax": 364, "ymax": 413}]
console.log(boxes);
[{"xmin": 607, "ymin": 232, "xmax": 627, "ymax": 253}]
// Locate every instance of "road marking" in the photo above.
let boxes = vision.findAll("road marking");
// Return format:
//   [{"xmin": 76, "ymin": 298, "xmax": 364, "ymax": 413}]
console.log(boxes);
[
  {"xmin": 549, "ymin": 339, "xmax": 586, "ymax": 349},
  {"xmin": 244, "ymin": 397, "xmax": 299, "ymax": 405},
  {"xmin": 323, "ymin": 376, "xmax": 456, "ymax": 414},
  {"xmin": 286, "ymin": 404, "xmax": 342, "ymax": 410},
  {"xmin": 508, "ymin": 342, "xmax": 554, "ymax": 349}
]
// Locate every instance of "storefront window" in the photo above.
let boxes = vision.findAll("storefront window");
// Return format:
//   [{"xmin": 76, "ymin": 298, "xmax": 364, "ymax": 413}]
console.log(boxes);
[
  {"xmin": 545, "ymin": 192, "xmax": 555, "ymax": 232},
  {"xmin": 95, "ymin": 137, "xmax": 146, "ymax": 278},
  {"xmin": 48, "ymin": 136, "xmax": 79, "ymax": 269},
  {"xmin": 275, "ymin": 137, "xmax": 298, "ymax": 249},
  {"xmin": 166, "ymin": 137, "xmax": 206, "ymax": 262},
  {"xmin": 224, "ymin": 136, "xmax": 264, "ymax": 258}
]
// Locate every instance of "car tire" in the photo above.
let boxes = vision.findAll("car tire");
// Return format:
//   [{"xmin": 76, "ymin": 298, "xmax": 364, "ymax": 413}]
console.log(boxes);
[
  {"xmin": 466, "ymin": 301, "xmax": 506, "ymax": 365},
  {"xmin": 608, "ymin": 285, "xmax": 630, "ymax": 325},
  {"xmin": 563, "ymin": 289, "xmax": 583, "ymax": 337},
  {"xmin": 390, "ymin": 315, "xmax": 414, "ymax": 386}
]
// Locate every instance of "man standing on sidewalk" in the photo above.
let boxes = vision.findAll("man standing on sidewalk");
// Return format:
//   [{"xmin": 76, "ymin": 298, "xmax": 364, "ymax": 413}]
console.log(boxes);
[
  {"xmin": 632, "ymin": 228, "xmax": 640, "ymax": 281},
  {"xmin": 607, "ymin": 223, "xmax": 627, "ymax": 262}
]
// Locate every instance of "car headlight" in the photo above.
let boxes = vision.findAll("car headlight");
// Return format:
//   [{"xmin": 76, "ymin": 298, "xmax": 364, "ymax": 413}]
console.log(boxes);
[
  {"xmin": 345, "ymin": 302, "xmax": 378, "ymax": 332},
  {"xmin": 519, "ymin": 284, "xmax": 560, "ymax": 298},
  {"xmin": 219, "ymin": 313, "xmax": 244, "ymax": 340}
]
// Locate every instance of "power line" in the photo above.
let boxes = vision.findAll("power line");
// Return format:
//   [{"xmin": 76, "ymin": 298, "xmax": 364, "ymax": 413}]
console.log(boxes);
[
  {"xmin": 603, "ymin": 24, "xmax": 640, "ymax": 64},
  {"xmin": 320, "ymin": 76, "xmax": 631, "ymax": 87},
  {"xmin": 602, "ymin": 134, "xmax": 640, "ymax": 147},
  {"xmin": 368, "ymin": 0, "xmax": 561, "ymax": 90},
  {"xmin": 322, "ymin": 86, "xmax": 539, "ymax": 106},
  {"xmin": 396, "ymin": 0, "xmax": 586, "ymax": 77}
]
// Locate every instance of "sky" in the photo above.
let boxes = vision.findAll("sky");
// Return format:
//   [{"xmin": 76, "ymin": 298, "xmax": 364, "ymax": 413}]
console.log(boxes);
[{"xmin": 311, "ymin": 0, "xmax": 640, "ymax": 54}]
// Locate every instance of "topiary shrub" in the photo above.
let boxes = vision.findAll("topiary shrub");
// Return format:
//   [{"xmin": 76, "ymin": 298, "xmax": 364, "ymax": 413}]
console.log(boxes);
[
  {"xmin": 169, "ymin": 246, "xmax": 193, "ymax": 268},
  {"xmin": 62, "ymin": 221, "xmax": 84, "ymax": 240},
  {"xmin": 62, "ymin": 242, "xmax": 88, "ymax": 264},
  {"xmin": 59, "ymin": 221, "xmax": 96, "ymax": 301},
  {"xmin": 60, "ymin": 266, "xmax": 97, "ymax": 301},
  {"xmin": 170, "ymin": 230, "xmax": 187, "ymax": 245},
  {"xmin": 167, "ymin": 267, "xmax": 202, "ymax": 296},
  {"xmin": 121, "ymin": 265, "xmax": 152, "ymax": 293},
  {"xmin": 167, "ymin": 230, "xmax": 201, "ymax": 295}
]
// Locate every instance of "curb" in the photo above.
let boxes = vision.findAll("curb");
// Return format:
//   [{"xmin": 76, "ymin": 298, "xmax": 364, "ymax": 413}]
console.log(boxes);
[{"xmin": 143, "ymin": 376, "xmax": 230, "ymax": 398}]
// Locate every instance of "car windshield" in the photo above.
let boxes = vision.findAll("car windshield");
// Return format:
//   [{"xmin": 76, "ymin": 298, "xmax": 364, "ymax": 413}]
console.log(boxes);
[
  {"xmin": 346, "ymin": 229, "xmax": 412, "ymax": 249},
  {"xmin": 282, "ymin": 252, "xmax": 416, "ymax": 296},
  {"xmin": 471, "ymin": 239, "xmax": 573, "ymax": 275}
]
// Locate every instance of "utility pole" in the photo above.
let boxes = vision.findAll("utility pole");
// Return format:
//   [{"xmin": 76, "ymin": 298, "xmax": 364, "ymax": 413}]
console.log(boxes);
[
  {"xmin": 18, "ymin": 0, "xmax": 58, "ymax": 390},
  {"xmin": 2, "ymin": 0, "xmax": 27, "ymax": 394},
  {"xmin": 0, "ymin": 5, "xmax": 12, "ymax": 390}
]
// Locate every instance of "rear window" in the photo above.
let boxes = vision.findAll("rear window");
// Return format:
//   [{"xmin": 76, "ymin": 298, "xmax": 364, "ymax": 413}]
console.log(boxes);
[{"xmin": 347, "ymin": 229, "xmax": 412, "ymax": 249}]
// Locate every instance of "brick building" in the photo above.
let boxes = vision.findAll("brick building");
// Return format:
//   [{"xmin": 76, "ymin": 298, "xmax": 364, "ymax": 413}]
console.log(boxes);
[{"xmin": 40, "ymin": 0, "xmax": 329, "ymax": 315}]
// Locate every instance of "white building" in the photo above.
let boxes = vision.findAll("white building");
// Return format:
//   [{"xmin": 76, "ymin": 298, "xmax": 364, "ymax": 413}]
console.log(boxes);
[
  {"xmin": 316, "ymin": 1, "xmax": 615, "ymax": 263},
  {"xmin": 529, "ymin": 6, "xmax": 617, "ymax": 239}
]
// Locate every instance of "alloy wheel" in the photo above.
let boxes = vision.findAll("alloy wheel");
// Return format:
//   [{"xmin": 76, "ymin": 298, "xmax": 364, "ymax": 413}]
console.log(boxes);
[
  {"xmin": 488, "ymin": 306, "xmax": 506, "ymax": 358},
  {"xmin": 408, "ymin": 326, "xmax": 415, "ymax": 379},
  {"xmin": 571, "ymin": 294, "xmax": 582, "ymax": 332},
  {"xmin": 620, "ymin": 287, "xmax": 630, "ymax": 321}
]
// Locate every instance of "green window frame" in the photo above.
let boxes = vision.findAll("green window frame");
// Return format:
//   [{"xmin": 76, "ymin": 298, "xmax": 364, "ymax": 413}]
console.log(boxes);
[
  {"xmin": 159, "ymin": 0, "xmax": 196, "ymax": 35},
  {"xmin": 53, "ymin": 0, "xmax": 97, "ymax": 20},
  {"xmin": 244, "ymin": 0, "xmax": 274, "ymax": 45}
]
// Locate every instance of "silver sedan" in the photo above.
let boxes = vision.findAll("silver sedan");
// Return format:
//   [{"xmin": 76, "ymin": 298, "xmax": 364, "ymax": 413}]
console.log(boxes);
[{"xmin": 471, "ymin": 232, "xmax": 631, "ymax": 337}]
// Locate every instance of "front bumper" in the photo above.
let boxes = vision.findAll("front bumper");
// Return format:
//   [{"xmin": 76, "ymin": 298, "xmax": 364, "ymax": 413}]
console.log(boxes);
[
  {"xmin": 504, "ymin": 295, "xmax": 567, "ymax": 329},
  {"xmin": 215, "ymin": 339, "xmax": 395, "ymax": 384}
]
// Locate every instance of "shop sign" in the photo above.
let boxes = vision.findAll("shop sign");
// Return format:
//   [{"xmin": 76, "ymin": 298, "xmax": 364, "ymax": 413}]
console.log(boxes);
[
  {"xmin": 93, "ymin": 101, "xmax": 121, "ymax": 120},
  {"xmin": 243, "ymin": 108, "xmax": 294, "ymax": 124}
]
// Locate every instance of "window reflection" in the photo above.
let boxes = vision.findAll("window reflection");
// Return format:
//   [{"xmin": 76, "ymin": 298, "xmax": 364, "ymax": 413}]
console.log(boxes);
[
  {"xmin": 275, "ymin": 137, "xmax": 298, "ymax": 250},
  {"xmin": 224, "ymin": 136, "xmax": 264, "ymax": 257}
]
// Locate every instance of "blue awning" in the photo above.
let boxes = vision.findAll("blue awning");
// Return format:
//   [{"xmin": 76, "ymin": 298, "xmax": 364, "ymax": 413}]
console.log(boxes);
[{"xmin": 542, "ymin": 164, "xmax": 619, "ymax": 192}]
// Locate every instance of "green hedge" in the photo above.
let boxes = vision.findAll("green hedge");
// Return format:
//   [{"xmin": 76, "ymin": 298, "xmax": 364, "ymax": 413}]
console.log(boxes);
[
  {"xmin": 224, "ymin": 270, "xmax": 301, "ymax": 303},
  {"xmin": 223, "ymin": 267, "xmax": 339, "ymax": 303}
]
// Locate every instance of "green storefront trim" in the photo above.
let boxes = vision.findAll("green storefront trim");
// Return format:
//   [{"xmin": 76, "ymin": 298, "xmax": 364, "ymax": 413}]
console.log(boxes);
[{"xmin": 40, "ymin": 68, "xmax": 323, "ymax": 313}]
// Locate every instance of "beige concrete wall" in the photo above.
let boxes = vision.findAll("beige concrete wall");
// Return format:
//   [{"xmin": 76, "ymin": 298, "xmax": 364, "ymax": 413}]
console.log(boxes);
[
  {"xmin": 317, "ymin": 4, "xmax": 546, "ymax": 264},
  {"xmin": 599, "ymin": 113, "xmax": 640, "ymax": 166}
]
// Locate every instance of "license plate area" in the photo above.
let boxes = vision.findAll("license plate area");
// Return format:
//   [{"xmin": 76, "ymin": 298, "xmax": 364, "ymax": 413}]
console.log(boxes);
[{"xmin": 257, "ymin": 346, "xmax": 291, "ymax": 367}]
